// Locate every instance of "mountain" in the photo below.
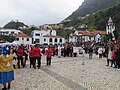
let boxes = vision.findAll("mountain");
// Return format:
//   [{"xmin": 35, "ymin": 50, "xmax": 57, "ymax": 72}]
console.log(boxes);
[
  {"xmin": 4, "ymin": 20, "xmax": 27, "ymax": 29},
  {"xmin": 62, "ymin": 3, "xmax": 120, "ymax": 32},
  {"xmin": 81, "ymin": 3, "xmax": 120, "ymax": 31},
  {"xmin": 67, "ymin": 0, "xmax": 120, "ymax": 19}
]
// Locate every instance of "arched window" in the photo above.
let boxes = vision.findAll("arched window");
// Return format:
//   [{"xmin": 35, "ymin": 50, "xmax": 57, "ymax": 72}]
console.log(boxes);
[
  {"xmin": 59, "ymin": 38, "xmax": 62, "ymax": 42},
  {"xmin": 49, "ymin": 38, "xmax": 52, "ymax": 42},
  {"xmin": 44, "ymin": 38, "xmax": 46, "ymax": 41},
  {"xmin": 55, "ymin": 38, "xmax": 57, "ymax": 42}
]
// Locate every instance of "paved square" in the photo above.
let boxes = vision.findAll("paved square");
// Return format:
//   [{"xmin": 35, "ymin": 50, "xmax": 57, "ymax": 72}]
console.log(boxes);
[{"xmin": 1, "ymin": 54, "xmax": 120, "ymax": 90}]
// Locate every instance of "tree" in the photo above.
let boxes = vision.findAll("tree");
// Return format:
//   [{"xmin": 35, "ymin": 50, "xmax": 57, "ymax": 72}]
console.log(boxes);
[
  {"xmin": 113, "ymin": 31, "xmax": 120, "ymax": 40},
  {"xmin": 0, "ymin": 35, "xmax": 15, "ymax": 42},
  {"xmin": 56, "ymin": 30, "xmax": 75, "ymax": 39}
]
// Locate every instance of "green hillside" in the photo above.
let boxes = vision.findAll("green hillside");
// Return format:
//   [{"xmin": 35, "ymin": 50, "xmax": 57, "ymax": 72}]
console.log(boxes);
[
  {"xmin": 82, "ymin": 3, "xmax": 120, "ymax": 31},
  {"xmin": 67, "ymin": 0, "xmax": 120, "ymax": 19},
  {"xmin": 62, "ymin": 3, "xmax": 120, "ymax": 31},
  {"xmin": 4, "ymin": 20, "xmax": 27, "ymax": 29}
]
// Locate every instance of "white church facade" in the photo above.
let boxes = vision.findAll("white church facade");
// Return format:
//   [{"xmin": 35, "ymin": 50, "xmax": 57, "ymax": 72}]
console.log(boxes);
[
  {"xmin": 15, "ymin": 29, "xmax": 65, "ymax": 45},
  {"xmin": 31, "ymin": 30, "xmax": 65, "ymax": 45}
]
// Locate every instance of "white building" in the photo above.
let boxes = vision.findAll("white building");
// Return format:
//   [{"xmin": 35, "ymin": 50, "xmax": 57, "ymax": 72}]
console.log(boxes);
[
  {"xmin": 0, "ymin": 29, "xmax": 21, "ymax": 36},
  {"xmin": 69, "ymin": 30, "xmax": 106, "ymax": 43},
  {"xmin": 16, "ymin": 33, "xmax": 32, "ymax": 45},
  {"xmin": 78, "ymin": 24, "xmax": 88, "ymax": 29},
  {"xmin": 31, "ymin": 30, "xmax": 65, "ymax": 45},
  {"xmin": 43, "ymin": 35, "xmax": 65, "ymax": 45},
  {"xmin": 106, "ymin": 17, "xmax": 115, "ymax": 34},
  {"xmin": 69, "ymin": 34, "xmax": 78, "ymax": 43},
  {"xmin": 64, "ymin": 26, "xmax": 75, "ymax": 30}
]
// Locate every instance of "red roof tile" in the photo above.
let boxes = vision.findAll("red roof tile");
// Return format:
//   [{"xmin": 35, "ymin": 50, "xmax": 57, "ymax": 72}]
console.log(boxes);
[
  {"xmin": 16, "ymin": 33, "xmax": 30, "ymax": 37},
  {"xmin": 78, "ymin": 30, "xmax": 106, "ymax": 36},
  {"xmin": 70, "ymin": 34, "xmax": 77, "ymax": 36},
  {"xmin": 43, "ymin": 35, "xmax": 63, "ymax": 38}
]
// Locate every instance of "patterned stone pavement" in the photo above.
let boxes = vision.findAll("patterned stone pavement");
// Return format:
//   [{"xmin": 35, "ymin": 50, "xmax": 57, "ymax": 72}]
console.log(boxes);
[{"xmin": 1, "ymin": 54, "xmax": 120, "ymax": 90}]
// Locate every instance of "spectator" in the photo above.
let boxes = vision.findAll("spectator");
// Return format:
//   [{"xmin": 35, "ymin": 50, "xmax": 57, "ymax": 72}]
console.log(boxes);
[
  {"xmin": 98, "ymin": 46, "xmax": 103, "ymax": 58},
  {"xmin": 17, "ymin": 46, "xmax": 23, "ymax": 68},
  {"xmin": 33, "ymin": 44, "xmax": 42, "ymax": 69},
  {"xmin": 29, "ymin": 47, "xmax": 34, "ymax": 68},
  {"xmin": 46, "ymin": 46, "xmax": 53, "ymax": 66},
  {"xmin": 88, "ymin": 47, "xmax": 93, "ymax": 59}
]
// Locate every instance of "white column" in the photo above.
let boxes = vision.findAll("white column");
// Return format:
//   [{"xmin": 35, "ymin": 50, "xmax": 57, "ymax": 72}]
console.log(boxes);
[
  {"xmin": 57, "ymin": 38, "xmax": 60, "ymax": 44},
  {"xmin": 52, "ymin": 38, "xmax": 55, "ymax": 45}
]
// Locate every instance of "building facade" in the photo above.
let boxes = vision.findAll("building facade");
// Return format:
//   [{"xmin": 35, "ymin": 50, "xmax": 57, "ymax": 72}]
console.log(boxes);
[
  {"xmin": 31, "ymin": 30, "xmax": 65, "ymax": 45},
  {"xmin": 39, "ymin": 24, "xmax": 63, "ymax": 30},
  {"xmin": 69, "ymin": 30, "xmax": 106, "ymax": 43},
  {"xmin": 16, "ymin": 33, "xmax": 32, "ymax": 45},
  {"xmin": 43, "ymin": 35, "xmax": 65, "ymax": 45},
  {"xmin": 0, "ymin": 29, "xmax": 21, "ymax": 36}
]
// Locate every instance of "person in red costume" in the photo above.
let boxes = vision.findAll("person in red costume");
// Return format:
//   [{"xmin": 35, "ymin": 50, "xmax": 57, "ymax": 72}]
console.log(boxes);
[
  {"xmin": 51, "ymin": 46, "xmax": 55, "ymax": 56},
  {"xmin": 33, "ymin": 44, "xmax": 41, "ymax": 69},
  {"xmin": 111, "ymin": 47, "xmax": 117, "ymax": 68},
  {"xmin": 29, "ymin": 47, "xmax": 34, "ymax": 68},
  {"xmin": 17, "ymin": 46, "xmax": 23, "ymax": 68},
  {"xmin": 46, "ymin": 45, "xmax": 53, "ymax": 66}
]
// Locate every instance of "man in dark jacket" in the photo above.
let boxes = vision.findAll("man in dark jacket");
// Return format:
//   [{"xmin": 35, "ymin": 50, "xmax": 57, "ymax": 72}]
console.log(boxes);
[{"xmin": 89, "ymin": 47, "xmax": 93, "ymax": 59}]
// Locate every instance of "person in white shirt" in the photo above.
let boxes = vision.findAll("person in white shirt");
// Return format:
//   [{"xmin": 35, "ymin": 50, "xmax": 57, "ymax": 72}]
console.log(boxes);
[
  {"xmin": 98, "ymin": 46, "xmax": 103, "ymax": 58},
  {"xmin": 106, "ymin": 48, "xmax": 112, "ymax": 66}
]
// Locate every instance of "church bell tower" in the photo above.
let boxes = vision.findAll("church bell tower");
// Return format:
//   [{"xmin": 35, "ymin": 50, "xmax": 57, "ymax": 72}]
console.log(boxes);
[{"xmin": 106, "ymin": 17, "xmax": 115, "ymax": 34}]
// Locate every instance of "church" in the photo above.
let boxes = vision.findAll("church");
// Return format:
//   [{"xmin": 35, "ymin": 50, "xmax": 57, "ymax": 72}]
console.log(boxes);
[
  {"xmin": 15, "ymin": 29, "xmax": 65, "ymax": 45},
  {"xmin": 106, "ymin": 17, "xmax": 116, "ymax": 40},
  {"xmin": 106, "ymin": 17, "xmax": 115, "ymax": 34}
]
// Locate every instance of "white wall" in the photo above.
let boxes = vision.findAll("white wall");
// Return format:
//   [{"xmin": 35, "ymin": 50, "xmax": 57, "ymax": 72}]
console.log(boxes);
[
  {"xmin": 74, "ymin": 30, "xmax": 79, "ymax": 35},
  {"xmin": 32, "ymin": 30, "xmax": 56, "ymax": 44},
  {"xmin": 95, "ymin": 34, "xmax": 101, "ymax": 42},
  {"xmin": 16, "ymin": 37, "xmax": 32, "ymax": 45},
  {"xmin": 0, "ymin": 29, "xmax": 21, "ymax": 36},
  {"xmin": 69, "ymin": 36, "xmax": 77, "ymax": 42},
  {"xmin": 31, "ymin": 30, "xmax": 65, "ymax": 45},
  {"xmin": 43, "ymin": 37, "xmax": 65, "ymax": 45}
]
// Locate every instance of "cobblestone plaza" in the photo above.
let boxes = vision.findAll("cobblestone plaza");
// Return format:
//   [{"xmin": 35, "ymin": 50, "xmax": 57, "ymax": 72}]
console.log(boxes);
[{"xmin": 1, "ymin": 54, "xmax": 120, "ymax": 90}]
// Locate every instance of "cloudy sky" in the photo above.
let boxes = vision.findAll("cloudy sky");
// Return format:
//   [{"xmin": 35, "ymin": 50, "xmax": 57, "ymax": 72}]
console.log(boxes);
[{"xmin": 0, "ymin": 0, "xmax": 84, "ymax": 27}]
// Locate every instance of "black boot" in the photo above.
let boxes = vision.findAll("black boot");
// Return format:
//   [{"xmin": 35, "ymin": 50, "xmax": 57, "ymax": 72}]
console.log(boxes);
[
  {"xmin": 2, "ymin": 86, "xmax": 7, "ymax": 90},
  {"xmin": 8, "ymin": 83, "xmax": 11, "ymax": 89}
]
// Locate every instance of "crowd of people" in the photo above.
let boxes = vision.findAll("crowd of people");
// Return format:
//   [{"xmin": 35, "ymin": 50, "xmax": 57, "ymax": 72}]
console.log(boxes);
[
  {"xmin": 0, "ymin": 40, "xmax": 120, "ymax": 90},
  {"xmin": 85, "ymin": 41, "xmax": 120, "ymax": 70},
  {"xmin": 0, "ymin": 43, "xmax": 76, "ymax": 90}
]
